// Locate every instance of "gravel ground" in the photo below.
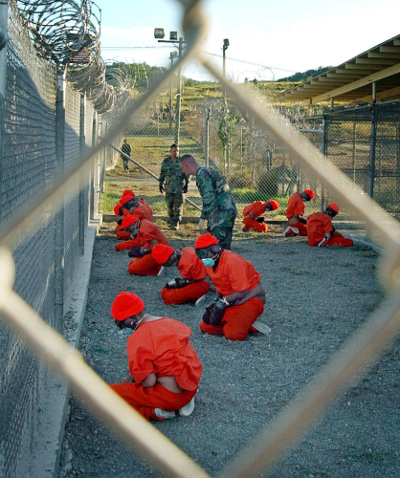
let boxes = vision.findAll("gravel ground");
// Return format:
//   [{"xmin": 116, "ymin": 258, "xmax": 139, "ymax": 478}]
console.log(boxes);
[{"xmin": 58, "ymin": 221, "xmax": 400, "ymax": 478}]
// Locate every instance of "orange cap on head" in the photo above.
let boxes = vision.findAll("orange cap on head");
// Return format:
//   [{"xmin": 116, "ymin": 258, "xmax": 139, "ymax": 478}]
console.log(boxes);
[
  {"xmin": 303, "ymin": 189, "xmax": 315, "ymax": 200},
  {"xmin": 120, "ymin": 194, "xmax": 134, "ymax": 206},
  {"xmin": 194, "ymin": 233, "xmax": 219, "ymax": 249},
  {"xmin": 114, "ymin": 203, "xmax": 122, "ymax": 215},
  {"xmin": 151, "ymin": 244, "xmax": 175, "ymax": 264},
  {"xmin": 327, "ymin": 202, "xmax": 339, "ymax": 214},
  {"xmin": 111, "ymin": 292, "xmax": 144, "ymax": 321},
  {"xmin": 122, "ymin": 190, "xmax": 134, "ymax": 197},
  {"xmin": 268, "ymin": 200, "xmax": 280, "ymax": 210},
  {"xmin": 121, "ymin": 215, "xmax": 139, "ymax": 229}
]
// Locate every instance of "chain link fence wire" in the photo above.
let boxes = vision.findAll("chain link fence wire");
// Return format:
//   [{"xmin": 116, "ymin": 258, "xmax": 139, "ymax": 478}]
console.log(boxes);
[{"xmin": 1, "ymin": 0, "xmax": 400, "ymax": 477}]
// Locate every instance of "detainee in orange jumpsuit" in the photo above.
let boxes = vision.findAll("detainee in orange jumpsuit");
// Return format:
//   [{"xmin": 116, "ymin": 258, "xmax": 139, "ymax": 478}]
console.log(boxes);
[
  {"xmin": 307, "ymin": 202, "xmax": 353, "ymax": 247},
  {"xmin": 242, "ymin": 200, "xmax": 280, "ymax": 232},
  {"xmin": 151, "ymin": 244, "xmax": 210, "ymax": 306},
  {"xmin": 109, "ymin": 292, "xmax": 202, "ymax": 421},
  {"xmin": 194, "ymin": 233, "xmax": 269, "ymax": 341},
  {"xmin": 115, "ymin": 216, "xmax": 169, "ymax": 275},
  {"xmin": 283, "ymin": 189, "xmax": 315, "ymax": 236},
  {"xmin": 114, "ymin": 191, "xmax": 154, "ymax": 240}
]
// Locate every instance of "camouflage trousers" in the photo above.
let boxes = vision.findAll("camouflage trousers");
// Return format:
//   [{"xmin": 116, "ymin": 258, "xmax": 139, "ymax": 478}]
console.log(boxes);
[
  {"xmin": 209, "ymin": 217, "xmax": 236, "ymax": 249},
  {"xmin": 165, "ymin": 192, "xmax": 184, "ymax": 226}
]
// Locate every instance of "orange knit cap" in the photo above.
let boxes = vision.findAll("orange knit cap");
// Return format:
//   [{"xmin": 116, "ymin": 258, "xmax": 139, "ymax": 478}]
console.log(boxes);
[
  {"xmin": 111, "ymin": 291, "xmax": 144, "ymax": 321},
  {"xmin": 120, "ymin": 194, "xmax": 134, "ymax": 206},
  {"xmin": 194, "ymin": 233, "xmax": 218, "ymax": 249},
  {"xmin": 268, "ymin": 200, "xmax": 280, "ymax": 210},
  {"xmin": 303, "ymin": 189, "xmax": 315, "ymax": 199},
  {"xmin": 327, "ymin": 202, "xmax": 339, "ymax": 214},
  {"xmin": 121, "ymin": 215, "xmax": 139, "ymax": 229},
  {"xmin": 114, "ymin": 203, "xmax": 122, "ymax": 215},
  {"xmin": 122, "ymin": 190, "xmax": 134, "ymax": 197},
  {"xmin": 151, "ymin": 244, "xmax": 175, "ymax": 264}
]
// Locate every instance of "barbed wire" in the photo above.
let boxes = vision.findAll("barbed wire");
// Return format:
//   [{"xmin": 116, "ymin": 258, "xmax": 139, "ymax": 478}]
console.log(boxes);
[{"xmin": 12, "ymin": 0, "xmax": 122, "ymax": 113}]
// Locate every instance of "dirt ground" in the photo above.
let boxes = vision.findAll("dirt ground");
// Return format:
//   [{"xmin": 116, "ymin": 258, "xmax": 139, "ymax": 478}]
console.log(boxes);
[{"xmin": 57, "ymin": 221, "xmax": 400, "ymax": 478}]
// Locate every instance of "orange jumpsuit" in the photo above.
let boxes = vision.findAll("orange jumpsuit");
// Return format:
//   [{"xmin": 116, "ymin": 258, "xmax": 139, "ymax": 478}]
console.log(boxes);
[
  {"xmin": 161, "ymin": 248, "xmax": 210, "ymax": 305},
  {"xmin": 307, "ymin": 212, "xmax": 353, "ymax": 247},
  {"xmin": 242, "ymin": 201, "xmax": 268, "ymax": 232},
  {"xmin": 201, "ymin": 250, "xmax": 264, "ymax": 341},
  {"xmin": 125, "ymin": 220, "xmax": 169, "ymax": 275},
  {"xmin": 115, "ymin": 199, "xmax": 154, "ymax": 239},
  {"xmin": 110, "ymin": 318, "xmax": 202, "ymax": 421},
  {"xmin": 284, "ymin": 193, "xmax": 308, "ymax": 236}
]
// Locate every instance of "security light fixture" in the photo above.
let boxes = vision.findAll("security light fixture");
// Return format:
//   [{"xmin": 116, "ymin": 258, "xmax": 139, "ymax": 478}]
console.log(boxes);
[
  {"xmin": 170, "ymin": 31, "xmax": 178, "ymax": 41},
  {"xmin": 223, "ymin": 38, "xmax": 229, "ymax": 48},
  {"xmin": 154, "ymin": 28, "xmax": 165, "ymax": 39}
]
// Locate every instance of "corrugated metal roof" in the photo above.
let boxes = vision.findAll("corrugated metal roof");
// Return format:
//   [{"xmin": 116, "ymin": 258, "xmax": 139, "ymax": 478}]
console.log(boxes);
[{"xmin": 281, "ymin": 34, "xmax": 400, "ymax": 105}]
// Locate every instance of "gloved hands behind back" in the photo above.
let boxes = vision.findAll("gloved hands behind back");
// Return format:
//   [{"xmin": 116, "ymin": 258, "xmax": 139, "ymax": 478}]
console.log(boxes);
[
  {"xmin": 202, "ymin": 302, "xmax": 225, "ymax": 326},
  {"xmin": 128, "ymin": 246, "xmax": 147, "ymax": 258},
  {"xmin": 166, "ymin": 278, "xmax": 190, "ymax": 289}
]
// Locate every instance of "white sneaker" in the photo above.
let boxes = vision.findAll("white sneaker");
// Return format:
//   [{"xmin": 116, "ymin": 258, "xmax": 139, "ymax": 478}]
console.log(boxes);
[
  {"xmin": 155, "ymin": 408, "xmax": 176, "ymax": 419},
  {"xmin": 157, "ymin": 266, "xmax": 165, "ymax": 277},
  {"xmin": 179, "ymin": 397, "xmax": 195, "ymax": 417},
  {"xmin": 195, "ymin": 294, "xmax": 207, "ymax": 307},
  {"xmin": 251, "ymin": 320, "xmax": 271, "ymax": 335}
]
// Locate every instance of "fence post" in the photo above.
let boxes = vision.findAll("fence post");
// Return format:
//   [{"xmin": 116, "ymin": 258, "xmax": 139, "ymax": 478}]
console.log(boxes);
[
  {"xmin": 321, "ymin": 114, "xmax": 327, "ymax": 210},
  {"xmin": 93, "ymin": 111, "xmax": 99, "ymax": 214},
  {"xmin": 205, "ymin": 108, "xmax": 210, "ymax": 167},
  {"xmin": 79, "ymin": 93, "xmax": 86, "ymax": 255},
  {"xmin": 89, "ymin": 112, "xmax": 96, "ymax": 220},
  {"xmin": 368, "ymin": 84, "xmax": 377, "ymax": 198},
  {"xmin": 55, "ymin": 68, "xmax": 66, "ymax": 326},
  {"xmin": 0, "ymin": 1, "xmax": 9, "ymax": 224}
]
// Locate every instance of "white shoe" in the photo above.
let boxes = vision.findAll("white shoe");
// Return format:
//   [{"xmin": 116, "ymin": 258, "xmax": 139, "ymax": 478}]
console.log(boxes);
[
  {"xmin": 251, "ymin": 320, "xmax": 271, "ymax": 335},
  {"xmin": 195, "ymin": 294, "xmax": 207, "ymax": 307},
  {"xmin": 179, "ymin": 398, "xmax": 195, "ymax": 417},
  {"xmin": 157, "ymin": 266, "xmax": 165, "ymax": 277},
  {"xmin": 155, "ymin": 408, "xmax": 176, "ymax": 419}
]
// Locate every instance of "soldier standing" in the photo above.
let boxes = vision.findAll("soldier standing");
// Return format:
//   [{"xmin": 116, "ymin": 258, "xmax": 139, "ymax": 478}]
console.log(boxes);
[
  {"xmin": 159, "ymin": 144, "xmax": 189, "ymax": 230},
  {"xmin": 179, "ymin": 154, "xmax": 237, "ymax": 249},
  {"xmin": 120, "ymin": 139, "xmax": 131, "ymax": 173}
]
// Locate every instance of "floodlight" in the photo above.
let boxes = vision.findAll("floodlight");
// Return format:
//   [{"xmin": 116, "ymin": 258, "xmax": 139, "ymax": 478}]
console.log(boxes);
[
  {"xmin": 170, "ymin": 31, "xmax": 178, "ymax": 40},
  {"xmin": 154, "ymin": 28, "xmax": 165, "ymax": 39}
]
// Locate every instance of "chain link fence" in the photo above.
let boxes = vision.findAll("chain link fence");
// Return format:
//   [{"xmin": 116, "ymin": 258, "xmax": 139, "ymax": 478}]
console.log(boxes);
[
  {"xmin": 295, "ymin": 101, "xmax": 400, "ymax": 219},
  {"xmin": 0, "ymin": 2, "xmax": 108, "ymax": 476}
]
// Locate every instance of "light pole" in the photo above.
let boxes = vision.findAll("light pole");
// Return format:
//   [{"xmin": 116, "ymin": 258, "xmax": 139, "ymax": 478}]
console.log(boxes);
[
  {"xmin": 169, "ymin": 51, "xmax": 177, "ymax": 131},
  {"xmin": 154, "ymin": 28, "xmax": 185, "ymax": 145}
]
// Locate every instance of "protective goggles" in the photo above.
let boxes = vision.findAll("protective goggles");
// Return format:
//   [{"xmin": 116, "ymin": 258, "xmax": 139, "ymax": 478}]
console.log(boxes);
[{"xmin": 195, "ymin": 244, "xmax": 221, "ymax": 259}]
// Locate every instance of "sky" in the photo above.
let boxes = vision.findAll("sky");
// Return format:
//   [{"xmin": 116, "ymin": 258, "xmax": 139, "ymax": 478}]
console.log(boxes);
[{"xmin": 94, "ymin": 0, "xmax": 400, "ymax": 82}]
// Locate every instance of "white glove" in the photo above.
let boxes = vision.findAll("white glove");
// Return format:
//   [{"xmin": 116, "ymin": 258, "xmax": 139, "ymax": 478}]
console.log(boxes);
[{"xmin": 198, "ymin": 218, "xmax": 205, "ymax": 233}]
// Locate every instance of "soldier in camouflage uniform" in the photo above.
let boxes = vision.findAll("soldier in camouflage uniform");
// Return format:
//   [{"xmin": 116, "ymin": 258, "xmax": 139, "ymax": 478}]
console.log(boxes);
[
  {"xmin": 159, "ymin": 144, "xmax": 189, "ymax": 230},
  {"xmin": 120, "ymin": 139, "xmax": 131, "ymax": 172},
  {"xmin": 179, "ymin": 154, "xmax": 237, "ymax": 249}
]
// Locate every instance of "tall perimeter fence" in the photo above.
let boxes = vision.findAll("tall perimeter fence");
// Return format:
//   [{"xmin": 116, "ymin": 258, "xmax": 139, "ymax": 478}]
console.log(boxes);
[{"xmin": 1, "ymin": 0, "xmax": 400, "ymax": 478}]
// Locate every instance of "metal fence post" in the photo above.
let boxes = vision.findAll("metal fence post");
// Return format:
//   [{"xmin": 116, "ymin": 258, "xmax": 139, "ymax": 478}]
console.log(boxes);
[
  {"xmin": 368, "ymin": 84, "xmax": 377, "ymax": 198},
  {"xmin": 55, "ymin": 68, "xmax": 66, "ymax": 326},
  {"xmin": 0, "ymin": 1, "xmax": 9, "ymax": 224},
  {"xmin": 79, "ymin": 93, "xmax": 86, "ymax": 255},
  {"xmin": 205, "ymin": 108, "xmax": 210, "ymax": 167},
  {"xmin": 321, "ymin": 114, "xmax": 327, "ymax": 210},
  {"xmin": 89, "ymin": 112, "xmax": 96, "ymax": 221}
]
